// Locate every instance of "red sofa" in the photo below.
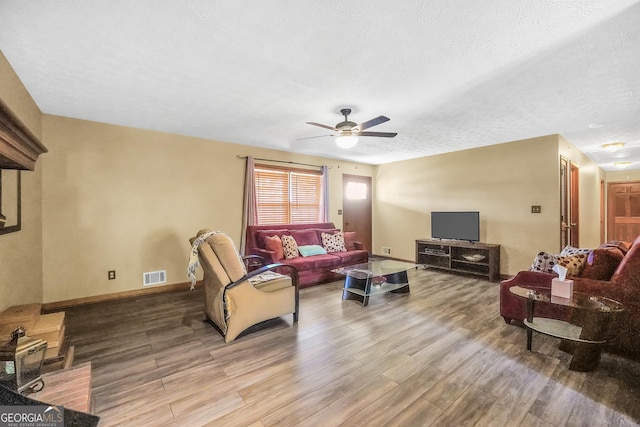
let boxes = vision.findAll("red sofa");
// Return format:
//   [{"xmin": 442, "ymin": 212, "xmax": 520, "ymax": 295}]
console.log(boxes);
[
  {"xmin": 244, "ymin": 223, "xmax": 368, "ymax": 287},
  {"xmin": 500, "ymin": 236, "xmax": 640, "ymax": 360}
]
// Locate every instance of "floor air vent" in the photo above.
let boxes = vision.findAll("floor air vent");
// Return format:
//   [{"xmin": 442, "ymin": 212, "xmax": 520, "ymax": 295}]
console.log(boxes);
[{"xmin": 143, "ymin": 270, "xmax": 166, "ymax": 286}]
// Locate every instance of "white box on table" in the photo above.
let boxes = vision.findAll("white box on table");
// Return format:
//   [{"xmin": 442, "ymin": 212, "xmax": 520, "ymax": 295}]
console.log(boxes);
[{"xmin": 551, "ymin": 278, "xmax": 573, "ymax": 298}]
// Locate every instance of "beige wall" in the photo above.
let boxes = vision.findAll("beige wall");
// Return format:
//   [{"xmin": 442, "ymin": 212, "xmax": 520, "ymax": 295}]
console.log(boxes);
[
  {"xmin": 41, "ymin": 115, "xmax": 373, "ymax": 303},
  {"xmin": 606, "ymin": 169, "xmax": 640, "ymax": 182},
  {"xmin": 0, "ymin": 51, "xmax": 44, "ymax": 311},
  {"xmin": 0, "ymin": 169, "xmax": 44, "ymax": 311},
  {"xmin": 375, "ymin": 135, "xmax": 573, "ymax": 275}
]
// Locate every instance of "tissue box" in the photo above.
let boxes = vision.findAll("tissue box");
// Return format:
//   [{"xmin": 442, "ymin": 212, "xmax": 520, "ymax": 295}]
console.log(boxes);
[{"xmin": 551, "ymin": 278, "xmax": 573, "ymax": 298}]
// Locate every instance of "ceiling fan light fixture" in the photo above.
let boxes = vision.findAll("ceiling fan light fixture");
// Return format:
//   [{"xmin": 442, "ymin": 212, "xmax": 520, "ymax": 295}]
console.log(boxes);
[
  {"xmin": 335, "ymin": 134, "xmax": 358, "ymax": 149},
  {"xmin": 602, "ymin": 142, "xmax": 625, "ymax": 151},
  {"xmin": 303, "ymin": 108, "xmax": 396, "ymax": 146}
]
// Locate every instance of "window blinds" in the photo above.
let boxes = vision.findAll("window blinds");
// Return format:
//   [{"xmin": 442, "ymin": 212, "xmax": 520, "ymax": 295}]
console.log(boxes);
[{"xmin": 255, "ymin": 166, "xmax": 323, "ymax": 224}]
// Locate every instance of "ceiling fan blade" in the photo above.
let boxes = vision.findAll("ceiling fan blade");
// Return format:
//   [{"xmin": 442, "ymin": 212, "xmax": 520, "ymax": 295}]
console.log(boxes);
[
  {"xmin": 296, "ymin": 134, "xmax": 334, "ymax": 141},
  {"xmin": 358, "ymin": 131, "xmax": 397, "ymax": 138},
  {"xmin": 306, "ymin": 122, "xmax": 336, "ymax": 131},
  {"xmin": 358, "ymin": 116, "xmax": 390, "ymax": 130}
]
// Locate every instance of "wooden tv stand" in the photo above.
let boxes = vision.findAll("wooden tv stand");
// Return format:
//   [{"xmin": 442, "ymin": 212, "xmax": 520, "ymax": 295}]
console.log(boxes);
[{"xmin": 415, "ymin": 239, "xmax": 500, "ymax": 281}]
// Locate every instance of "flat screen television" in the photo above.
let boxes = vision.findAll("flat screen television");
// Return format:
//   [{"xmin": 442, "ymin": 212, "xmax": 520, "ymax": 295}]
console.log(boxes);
[{"xmin": 431, "ymin": 211, "xmax": 480, "ymax": 242}]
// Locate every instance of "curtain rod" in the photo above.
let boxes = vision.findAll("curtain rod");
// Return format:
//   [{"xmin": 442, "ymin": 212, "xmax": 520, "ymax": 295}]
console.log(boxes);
[{"xmin": 236, "ymin": 155, "xmax": 323, "ymax": 169}]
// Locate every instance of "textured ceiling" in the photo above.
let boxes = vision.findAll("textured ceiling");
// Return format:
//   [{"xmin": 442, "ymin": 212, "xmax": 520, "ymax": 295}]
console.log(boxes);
[{"xmin": 1, "ymin": 0, "xmax": 639, "ymax": 170}]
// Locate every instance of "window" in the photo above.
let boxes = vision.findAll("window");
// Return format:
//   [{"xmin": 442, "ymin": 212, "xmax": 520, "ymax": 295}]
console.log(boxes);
[
  {"xmin": 255, "ymin": 165, "xmax": 323, "ymax": 224},
  {"xmin": 345, "ymin": 181, "xmax": 367, "ymax": 200}
]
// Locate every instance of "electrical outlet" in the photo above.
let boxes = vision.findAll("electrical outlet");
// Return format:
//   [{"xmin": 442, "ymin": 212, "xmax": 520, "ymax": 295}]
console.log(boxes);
[
  {"xmin": 531, "ymin": 205, "xmax": 542, "ymax": 213},
  {"xmin": 108, "ymin": 270, "xmax": 116, "ymax": 280},
  {"xmin": 382, "ymin": 247, "xmax": 391, "ymax": 255}
]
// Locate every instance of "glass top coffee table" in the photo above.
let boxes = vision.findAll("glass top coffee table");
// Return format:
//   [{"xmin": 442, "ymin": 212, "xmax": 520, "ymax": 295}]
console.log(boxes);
[
  {"xmin": 333, "ymin": 260, "xmax": 418, "ymax": 306},
  {"xmin": 509, "ymin": 285, "xmax": 624, "ymax": 371}
]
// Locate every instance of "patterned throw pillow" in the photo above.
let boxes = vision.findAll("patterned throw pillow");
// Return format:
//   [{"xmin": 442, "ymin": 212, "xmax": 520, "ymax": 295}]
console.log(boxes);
[
  {"xmin": 557, "ymin": 253, "xmax": 588, "ymax": 277},
  {"xmin": 281, "ymin": 235, "xmax": 299, "ymax": 259},
  {"xmin": 559, "ymin": 245, "xmax": 591, "ymax": 257},
  {"xmin": 321, "ymin": 231, "xmax": 347, "ymax": 253},
  {"xmin": 531, "ymin": 252, "xmax": 558, "ymax": 273}
]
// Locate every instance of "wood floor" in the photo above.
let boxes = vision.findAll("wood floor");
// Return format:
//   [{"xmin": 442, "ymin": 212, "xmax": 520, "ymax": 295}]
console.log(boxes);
[{"xmin": 64, "ymin": 268, "xmax": 640, "ymax": 427}]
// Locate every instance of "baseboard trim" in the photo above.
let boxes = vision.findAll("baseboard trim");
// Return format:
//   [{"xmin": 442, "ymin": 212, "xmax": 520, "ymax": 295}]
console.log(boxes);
[
  {"xmin": 41, "ymin": 267, "xmax": 508, "ymax": 312},
  {"xmin": 42, "ymin": 281, "xmax": 203, "ymax": 312}
]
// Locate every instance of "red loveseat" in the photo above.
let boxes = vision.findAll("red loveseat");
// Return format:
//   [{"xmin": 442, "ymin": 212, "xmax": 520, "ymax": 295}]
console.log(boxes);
[
  {"xmin": 244, "ymin": 223, "xmax": 368, "ymax": 287},
  {"xmin": 499, "ymin": 236, "xmax": 640, "ymax": 360}
]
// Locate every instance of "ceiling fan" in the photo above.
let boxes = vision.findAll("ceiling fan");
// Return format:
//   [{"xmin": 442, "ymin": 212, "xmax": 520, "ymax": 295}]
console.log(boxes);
[{"xmin": 301, "ymin": 108, "xmax": 397, "ymax": 148}]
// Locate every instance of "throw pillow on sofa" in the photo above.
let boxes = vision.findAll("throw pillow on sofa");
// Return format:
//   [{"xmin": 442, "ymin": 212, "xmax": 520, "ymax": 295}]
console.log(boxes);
[
  {"xmin": 281, "ymin": 235, "xmax": 299, "ymax": 259},
  {"xmin": 531, "ymin": 252, "xmax": 558, "ymax": 273},
  {"xmin": 256, "ymin": 229, "xmax": 287, "ymax": 248},
  {"xmin": 343, "ymin": 231, "xmax": 358, "ymax": 251},
  {"xmin": 321, "ymin": 231, "xmax": 347, "ymax": 252},
  {"xmin": 264, "ymin": 235, "xmax": 284, "ymax": 260},
  {"xmin": 556, "ymin": 254, "xmax": 588, "ymax": 277},
  {"xmin": 298, "ymin": 245, "xmax": 328, "ymax": 257},
  {"xmin": 531, "ymin": 251, "xmax": 587, "ymax": 276},
  {"xmin": 559, "ymin": 245, "xmax": 591, "ymax": 257}
]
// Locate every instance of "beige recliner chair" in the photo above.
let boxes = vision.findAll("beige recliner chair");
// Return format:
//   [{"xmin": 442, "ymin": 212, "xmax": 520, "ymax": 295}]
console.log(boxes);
[{"xmin": 189, "ymin": 229, "xmax": 299, "ymax": 343}]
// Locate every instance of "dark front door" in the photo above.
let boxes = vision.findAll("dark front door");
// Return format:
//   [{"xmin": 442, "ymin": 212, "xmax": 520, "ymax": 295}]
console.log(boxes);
[{"xmin": 342, "ymin": 174, "xmax": 372, "ymax": 254}]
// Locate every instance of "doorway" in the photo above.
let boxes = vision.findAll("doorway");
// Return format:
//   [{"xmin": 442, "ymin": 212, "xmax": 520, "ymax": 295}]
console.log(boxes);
[
  {"xmin": 600, "ymin": 180, "xmax": 605, "ymax": 243},
  {"xmin": 570, "ymin": 163, "xmax": 580, "ymax": 247},
  {"xmin": 342, "ymin": 174, "xmax": 372, "ymax": 254},
  {"xmin": 560, "ymin": 157, "xmax": 580, "ymax": 249},
  {"xmin": 607, "ymin": 181, "xmax": 640, "ymax": 241}
]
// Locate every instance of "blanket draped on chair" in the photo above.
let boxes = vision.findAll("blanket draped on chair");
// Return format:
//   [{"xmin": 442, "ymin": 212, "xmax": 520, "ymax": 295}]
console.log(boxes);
[
  {"xmin": 188, "ymin": 230, "xmax": 246, "ymax": 290},
  {"xmin": 188, "ymin": 230, "xmax": 222, "ymax": 289}
]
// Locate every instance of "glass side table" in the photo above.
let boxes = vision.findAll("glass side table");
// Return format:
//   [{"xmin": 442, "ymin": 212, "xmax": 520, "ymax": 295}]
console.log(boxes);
[{"xmin": 509, "ymin": 286, "xmax": 624, "ymax": 371}]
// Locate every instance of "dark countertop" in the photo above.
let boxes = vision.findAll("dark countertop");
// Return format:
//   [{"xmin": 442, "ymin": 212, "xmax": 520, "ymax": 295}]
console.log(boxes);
[{"xmin": 0, "ymin": 384, "xmax": 99, "ymax": 427}]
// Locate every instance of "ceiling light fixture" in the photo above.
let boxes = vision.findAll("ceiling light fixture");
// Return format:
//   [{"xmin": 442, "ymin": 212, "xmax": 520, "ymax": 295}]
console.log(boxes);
[
  {"xmin": 335, "ymin": 133, "xmax": 358, "ymax": 149},
  {"xmin": 614, "ymin": 161, "xmax": 631, "ymax": 168},
  {"xmin": 602, "ymin": 142, "xmax": 625, "ymax": 151}
]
